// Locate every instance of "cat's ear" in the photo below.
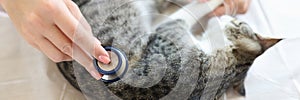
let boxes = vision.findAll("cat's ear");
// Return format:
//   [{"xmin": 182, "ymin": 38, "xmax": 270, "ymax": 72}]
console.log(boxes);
[{"xmin": 255, "ymin": 34, "xmax": 282, "ymax": 51}]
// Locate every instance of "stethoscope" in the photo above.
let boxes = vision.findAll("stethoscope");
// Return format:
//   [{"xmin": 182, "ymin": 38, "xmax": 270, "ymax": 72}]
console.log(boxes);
[{"xmin": 93, "ymin": 46, "xmax": 128, "ymax": 83}]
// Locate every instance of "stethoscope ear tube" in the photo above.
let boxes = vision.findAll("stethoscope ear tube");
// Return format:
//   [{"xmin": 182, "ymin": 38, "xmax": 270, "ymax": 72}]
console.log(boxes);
[{"xmin": 93, "ymin": 46, "xmax": 128, "ymax": 83}]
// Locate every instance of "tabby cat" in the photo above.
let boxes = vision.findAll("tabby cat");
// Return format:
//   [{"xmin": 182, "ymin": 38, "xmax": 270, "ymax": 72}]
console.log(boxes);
[{"xmin": 57, "ymin": 0, "xmax": 281, "ymax": 99}]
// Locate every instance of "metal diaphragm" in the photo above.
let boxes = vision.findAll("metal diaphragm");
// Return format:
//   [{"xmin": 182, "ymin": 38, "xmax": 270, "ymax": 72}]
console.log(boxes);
[{"xmin": 93, "ymin": 46, "xmax": 128, "ymax": 83}]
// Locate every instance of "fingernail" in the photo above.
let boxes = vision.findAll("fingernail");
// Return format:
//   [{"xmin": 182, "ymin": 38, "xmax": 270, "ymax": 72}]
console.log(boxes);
[
  {"xmin": 91, "ymin": 70, "xmax": 101, "ymax": 80},
  {"xmin": 99, "ymin": 55, "xmax": 111, "ymax": 64}
]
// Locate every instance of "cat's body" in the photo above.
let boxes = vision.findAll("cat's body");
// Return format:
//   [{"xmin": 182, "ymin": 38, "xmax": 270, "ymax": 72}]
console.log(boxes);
[{"xmin": 57, "ymin": 0, "xmax": 280, "ymax": 99}]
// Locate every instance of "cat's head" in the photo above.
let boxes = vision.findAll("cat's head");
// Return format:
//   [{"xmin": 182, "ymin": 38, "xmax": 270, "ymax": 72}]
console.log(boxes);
[
  {"xmin": 222, "ymin": 19, "xmax": 282, "ymax": 88},
  {"xmin": 224, "ymin": 19, "xmax": 282, "ymax": 58}
]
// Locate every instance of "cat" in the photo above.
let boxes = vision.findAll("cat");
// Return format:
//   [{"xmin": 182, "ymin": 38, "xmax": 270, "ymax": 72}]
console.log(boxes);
[{"xmin": 57, "ymin": 0, "xmax": 281, "ymax": 100}]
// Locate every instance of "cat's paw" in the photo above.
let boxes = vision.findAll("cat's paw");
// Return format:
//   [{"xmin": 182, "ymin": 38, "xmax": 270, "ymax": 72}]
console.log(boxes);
[
  {"xmin": 224, "ymin": 19, "xmax": 256, "ymax": 41},
  {"xmin": 224, "ymin": 19, "xmax": 262, "ymax": 55}
]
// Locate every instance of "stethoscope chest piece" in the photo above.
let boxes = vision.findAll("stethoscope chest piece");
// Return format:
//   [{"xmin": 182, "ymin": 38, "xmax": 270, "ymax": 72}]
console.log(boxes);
[{"xmin": 93, "ymin": 46, "xmax": 128, "ymax": 83}]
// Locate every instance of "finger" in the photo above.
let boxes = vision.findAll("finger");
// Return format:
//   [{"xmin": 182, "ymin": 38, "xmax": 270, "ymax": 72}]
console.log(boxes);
[
  {"xmin": 214, "ymin": 6, "xmax": 226, "ymax": 16},
  {"xmin": 43, "ymin": 24, "xmax": 74, "ymax": 56},
  {"xmin": 63, "ymin": 0, "xmax": 90, "ymax": 30},
  {"xmin": 37, "ymin": 37, "xmax": 72, "ymax": 62},
  {"xmin": 42, "ymin": 24, "xmax": 102, "ymax": 80},
  {"xmin": 208, "ymin": 6, "xmax": 226, "ymax": 17},
  {"xmin": 63, "ymin": 0, "xmax": 109, "ymax": 63},
  {"xmin": 72, "ymin": 43, "xmax": 103, "ymax": 80},
  {"xmin": 19, "ymin": 14, "xmax": 71, "ymax": 62},
  {"xmin": 53, "ymin": 0, "xmax": 110, "ymax": 64},
  {"xmin": 224, "ymin": 0, "xmax": 237, "ymax": 15},
  {"xmin": 237, "ymin": 0, "xmax": 250, "ymax": 14},
  {"xmin": 63, "ymin": 0, "xmax": 82, "ymax": 19},
  {"xmin": 18, "ymin": 12, "xmax": 45, "ymax": 50}
]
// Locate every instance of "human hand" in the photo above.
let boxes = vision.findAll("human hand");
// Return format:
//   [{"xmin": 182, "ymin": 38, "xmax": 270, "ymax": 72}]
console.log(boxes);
[
  {"xmin": 199, "ymin": 0, "xmax": 251, "ymax": 16},
  {"xmin": 0, "ymin": 0, "xmax": 109, "ymax": 80}
]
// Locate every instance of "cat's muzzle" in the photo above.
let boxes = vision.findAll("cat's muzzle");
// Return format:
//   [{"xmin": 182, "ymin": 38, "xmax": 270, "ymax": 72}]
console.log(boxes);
[{"xmin": 93, "ymin": 46, "xmax": 128, "ymax": 83}]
